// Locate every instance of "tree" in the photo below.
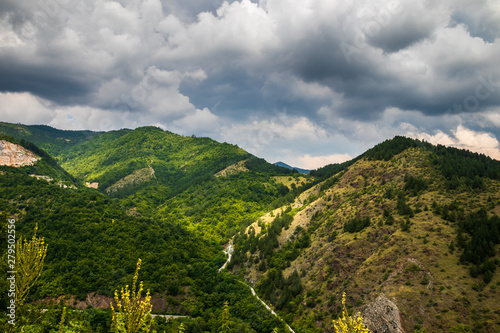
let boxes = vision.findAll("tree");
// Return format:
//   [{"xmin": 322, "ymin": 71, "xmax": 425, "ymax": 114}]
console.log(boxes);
[
  {"xmin": 111, "ymin": 259, "xmax": 153, "ymax": 333},
  {"xmin": 332, "ymin": 293, "xmax": 371, "ymax": 333},
  {"xmin": 218, "ymin": 301, "xmax": 230, "ymax": 333},
  {"xmin": 16, "ymin": 224, "xmax": 48, "ymax": 307}
]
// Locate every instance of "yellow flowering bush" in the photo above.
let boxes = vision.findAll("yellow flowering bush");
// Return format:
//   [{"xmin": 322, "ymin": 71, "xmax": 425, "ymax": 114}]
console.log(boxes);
[
  {"xmin": 16, "ymin": 224, "xmax": 48, "ymax": 307},
  {"xmin": 111, "ymin": 259, "xmax": 153, "ymax": 333},
  {"xmin": 333, "ymin": 293, "xmax": 371, "ymax": 333}
]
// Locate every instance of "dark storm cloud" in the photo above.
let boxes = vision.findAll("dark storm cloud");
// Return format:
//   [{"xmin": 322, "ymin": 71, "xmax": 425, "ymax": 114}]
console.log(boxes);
[
  {"xmin": 450, "ymin": 1, "xmax": 500, "ymax": 43},
  {"xmin": 451, "ymin": 13, "xmax": 495, "ymax": 43},
  {"xmin": 362, "ymin": 1, "xmax": 440, "ymax": 53},
  {"xmin": 0, "ymin": 2, "xmax": 22, "ymax": 19},
  {"xmin": 0, "ymin": 56, "xmax": 96, "ymax": 105},
  {"xmin": 0, "ymin": 0, "xmax": 499, "ymax": 165},
  {"xmin": 160, "ymin": 0, "xmax": 225, "ymax": 22},
  {"xmin": 179, "ymin": 67, "xmax": 266, "ymax": 118},
  {"xmin": 160, "ymin": 0, "xmax": 262, "ymax": 22},
  {"xmin": 0, "ymin": 1, "xmax": 97, "ymax": 104},
  {"xmin": 366, "ymin": 23, "xmax": 432, "ymax": 53},
  {"xmin": 280, "ymin": 13, "xmax": 500, "ymax": 121},
  {"xmin": 2, "ymin": 0, "xmax": 498, "ymax": 122},
  {"xmin": 288, "ymin": 26, "xmax": 374, "ymax": 83}
]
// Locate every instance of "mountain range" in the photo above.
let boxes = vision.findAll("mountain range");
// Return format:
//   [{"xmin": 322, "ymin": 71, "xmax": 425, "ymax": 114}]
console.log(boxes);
[
  {"xmin": 274, "ymin": 162, "xmax": 311, "ymax": 174},
  {"xmin": 1, "ymin": 121, "xmax": 499, "ymax": 332}
]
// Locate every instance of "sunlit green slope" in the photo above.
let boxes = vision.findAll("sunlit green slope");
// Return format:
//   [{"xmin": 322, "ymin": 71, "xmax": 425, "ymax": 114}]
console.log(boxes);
[{"xmin": 0, "ymin": 136, "xmax": 285, "ymax": 333}]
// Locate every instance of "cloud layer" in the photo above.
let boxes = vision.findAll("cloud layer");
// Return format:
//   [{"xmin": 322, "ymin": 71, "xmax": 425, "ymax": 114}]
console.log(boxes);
[{"xmin": 1, "ymin": 0, "xmax": 499, "ymax": 168}]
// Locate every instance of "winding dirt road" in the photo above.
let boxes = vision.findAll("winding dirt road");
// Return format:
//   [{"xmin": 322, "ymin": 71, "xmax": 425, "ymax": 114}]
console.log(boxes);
[{"xmin": 219, "ymin": 245, "xmax": 295, "ymax": 333}]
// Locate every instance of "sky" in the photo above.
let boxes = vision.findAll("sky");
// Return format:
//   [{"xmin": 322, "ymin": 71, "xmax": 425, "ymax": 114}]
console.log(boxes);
[{"xmin": 1, "ymin": 0, "xmax": 500, "ymax": 169}]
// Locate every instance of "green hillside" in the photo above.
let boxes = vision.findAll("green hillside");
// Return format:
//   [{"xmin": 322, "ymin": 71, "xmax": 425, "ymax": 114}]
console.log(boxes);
[
  {"xmin": 55, "ymin": 126, "xmax": 294, "ymax": 203},
  {"xmin": 155, "ymin": 169, "xmax": 310, "ymax": 242},
  {"xmin": 1, "ymin": 123, "xmax": 300, "ymax": 243},
  {"xmin": 0, "ymin": 136, "xmax": 288, "ymax": 333},
  {"xmin": 230, "ymin": 139, "xmax": 500, "ymax": 332}
]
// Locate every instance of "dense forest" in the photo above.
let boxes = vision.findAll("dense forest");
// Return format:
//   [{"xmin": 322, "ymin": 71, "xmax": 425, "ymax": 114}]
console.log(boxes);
[{"xmin": 0, "ymin": 137, "xmax": 290, "ymax": 332}]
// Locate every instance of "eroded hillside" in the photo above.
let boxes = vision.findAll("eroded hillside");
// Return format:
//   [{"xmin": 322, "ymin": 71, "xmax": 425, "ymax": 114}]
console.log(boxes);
[
  {"xmin": 0, "ymin": 139, "xmax": 39, "ymax": 166},
  {"xmin": 230, "ymin": 148, "xmax": 500, "ymax": 332}
]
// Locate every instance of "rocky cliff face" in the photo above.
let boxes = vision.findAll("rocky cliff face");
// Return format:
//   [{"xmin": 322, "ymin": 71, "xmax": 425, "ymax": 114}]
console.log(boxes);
[
  {"xmin": 361, "ymin": 294, "xmax": 405, "ymax": 333},
  {"xmin": 0, "ymin": 140, "xmax": 39, "ymax": 167}
]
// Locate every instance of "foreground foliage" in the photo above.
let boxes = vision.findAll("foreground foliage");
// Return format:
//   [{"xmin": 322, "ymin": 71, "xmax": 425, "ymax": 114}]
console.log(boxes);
[
  {"xmin": 111, "ymin": 259, "xmax": 153, "ymax": 333},
  {"xmin": 332, "ymin": 293, "xmax": 371, "ymax": 333},
  {"xmin": 15, "ymin": 225, "xmax": 48, "ymax": 308}
]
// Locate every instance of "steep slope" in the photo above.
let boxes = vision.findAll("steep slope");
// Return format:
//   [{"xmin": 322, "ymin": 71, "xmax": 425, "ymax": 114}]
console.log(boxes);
[
  {"xmin": 230, "ymin": 139, "xmax": 500, "ymax": 332},
  {"xmin": 10, "ymin": 121, "xmax": 500, "ymax": 331},
  {"xmin": 0, "ymin": 134, "xmax": 76, "ymax": 185},
  {"xmin": 155, "ymin": 167, "xmax": 308, "ymax": 242},
  {"xmin": 0, "ymin": 123, "xmax": 302, "ymax": 244},
  {"xmin": 57, "ymin": 126, "xmax": 302, "ymax": 242},
  {"xmin": 0, "ymin": 139, "xmax": 39, "ymax": 166}
]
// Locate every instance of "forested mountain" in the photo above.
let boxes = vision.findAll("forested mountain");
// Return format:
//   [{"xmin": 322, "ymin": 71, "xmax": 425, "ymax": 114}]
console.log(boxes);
[
  {"xmin": 0, "ymin": 128, "xmax": 295, "ymax": 332},
  {"xmin": 0, "ymin": 134, "xmax": 76, "ymax": 184},
  {"xmin": 1, "ymin": 123, "xmax": 500, "ymax": 332},
  {"xmin": 1, "ymin": 124, "xmax": 299, "ymax": 242},
  {"xmin": 230, "ymin": 140, "xmax": 500, "ymax": 332}
]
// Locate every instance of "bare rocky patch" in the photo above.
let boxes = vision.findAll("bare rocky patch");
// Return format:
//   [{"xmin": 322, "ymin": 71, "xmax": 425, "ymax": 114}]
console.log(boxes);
[
  {"xmin": 0, "ymin": 140, "xmax": 39, "ymax": 167},
  {"xmin": 106, "ymin": 166, "xmax": 156, "ymax": 193},
  {"xmin": 215, "ymin": 160, "xmax": 249, "ymax": 177}
]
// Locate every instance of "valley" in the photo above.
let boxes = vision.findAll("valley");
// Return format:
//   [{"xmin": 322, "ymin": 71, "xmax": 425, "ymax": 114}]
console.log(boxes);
[{"xmin": 1, "ymin": 122, "xmax": 500, "ymax": 332}]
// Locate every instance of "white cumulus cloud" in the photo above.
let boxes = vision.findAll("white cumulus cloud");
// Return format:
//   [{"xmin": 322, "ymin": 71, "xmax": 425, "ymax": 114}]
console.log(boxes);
[{"xmin": 410, "ymin": 125, "xmax": 500, "ymax": 160}]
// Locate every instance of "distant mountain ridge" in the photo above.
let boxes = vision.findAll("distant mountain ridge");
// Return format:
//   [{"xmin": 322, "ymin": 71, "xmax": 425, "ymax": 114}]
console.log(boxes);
[{"xmin": 274, "ymin": 161, "xmax": 310, "ymax": 174}]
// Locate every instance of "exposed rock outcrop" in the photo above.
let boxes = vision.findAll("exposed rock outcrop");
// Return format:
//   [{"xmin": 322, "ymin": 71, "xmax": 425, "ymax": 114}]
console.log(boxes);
[
  {"xmin": 0, "ymin": 140, "xmax": 39, "ymax": 167},
  {"xmin": 361, "ymin": 294, "xmax": 405, "ymax": 333},
  {"xmin": 105, "ymin": 166, "xmax": 155, "ymax": 193},
  {"xmin": 215, "ymin": 160, "xmax": 249, "ymax": 177},
  {"xmin": 85, "ymin": 182, "xmax": 99, "ymax": 189},
  {"xmin": 37, "ymin": 292, "xmax": 188, "ymax": 314}
]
